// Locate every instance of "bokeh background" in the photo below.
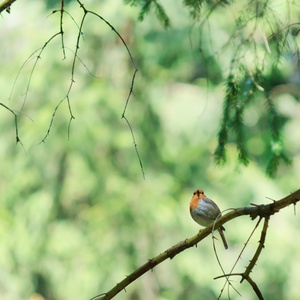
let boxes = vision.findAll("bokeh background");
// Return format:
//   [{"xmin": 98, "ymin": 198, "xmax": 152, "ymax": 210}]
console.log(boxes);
[{"xmin": 1, "ymin": 0, "xmax": 300, "ymax": 299}]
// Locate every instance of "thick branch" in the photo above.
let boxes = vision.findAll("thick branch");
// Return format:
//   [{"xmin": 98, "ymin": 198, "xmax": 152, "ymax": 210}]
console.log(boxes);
[
  {"xmin": 0, "ymin": 0, "xmax": 17, "ymax": 13},
  {"xmin": 246, "ymin": 276, "xmax": 264, "ymax": 300},
  {"xmin": 92, "ymin": 189, "xmax": 300, "ymax": 300}
]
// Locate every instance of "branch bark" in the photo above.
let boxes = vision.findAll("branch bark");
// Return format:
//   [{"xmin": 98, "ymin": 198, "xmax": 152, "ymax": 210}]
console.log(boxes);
[
  {"xmin": 0, "ymin": 0, "xmax": 17, "ymax": 13},
  {"xmin": 92, "ymin": 189, "xmax": 300, "ymax": 300}
]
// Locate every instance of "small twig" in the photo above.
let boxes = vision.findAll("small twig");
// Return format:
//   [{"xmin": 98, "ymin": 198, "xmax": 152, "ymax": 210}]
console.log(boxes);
[
  {"xmin": 66, "ymin": 95, "xmax": 75, "ymax": 140},
  {"xmin": 247, "ymin": 69, "xmax": 264, "ymax": 91},
  {"xmin": 41, "ymin": 0, "xmax": 143, "ymax": 179},
  {"xmin": 9, "ymin": 49, "xmax": 41, "ymax": 102},
  {"xmin": 242, "ymin": 216, "xmax": 269, "ymax": 283},
  {"xmin": 41, "ymin": 2, "xmax": 87, "ymax": 142},
  {"xmin": 259, "ymin": 28, "xmax": 271, "ymax": 54},
  {"xmin": 121, "ymin": 68, "xmax": 138, "ymax": 118},
  {"xmin": 215, "ymin": 273, "xmax": 264, "ymax": 299},
  {"xmin": 40, "ymin": 98, "xmax": 65, "ymax": 143},
  {"xmin": 7, "ymin": 0, "xmax": 143, "ymax": 177},
  {"xmin": 211, "ymin": 211, "xmax": 241, "ymax": 298},
  {"xmin": 216, "ymin": 216, "xmax": 268, "ymax": 300},
  {"xmin": 216, "ymin": 216, "xmax": 262, "ymax": 299},
  {"xmin": 21, "ymin": 32, "xmax": 61, "ymax": 111},
  {"xmin": 75, "ymin": 0, "xmax": 143, "ymax": 178},
  {"xmin": 265, "ymin": 196, "xmax": 276, "ymax": 203},
  {"xmin": 268, "ymin": 22, "xmax": 300, "ymax": 39},
  {"xmin": 123, "ymin": 115, "xmax": 145, "ymax": 179},
  {"xmin": 59, "ymin": 0, "xmax": 66, "ymax": 59},
  {"xmin": 64, "ymin": 47, "xmax": 101, "ymax": 78},
  {"xmin": 0, "ymin": 103, "xmax": 25, "ymax": 152}
]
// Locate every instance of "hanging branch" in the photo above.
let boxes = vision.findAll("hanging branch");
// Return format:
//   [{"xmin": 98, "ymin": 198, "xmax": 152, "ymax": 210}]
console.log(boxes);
[
  {"xmin": 6, "ymin": 0, "xmax": 144, "ymax": 176},
  {"xmin": 75, "ymin": 0, "xmax": 144, "ymax": 178},
  {"xmin": 37, "ymin": 0, "xmax": 145, "ymax": 177},
  {"xmin": 91, "ymin": 188, "xmax": 300, "ymax": 300}
]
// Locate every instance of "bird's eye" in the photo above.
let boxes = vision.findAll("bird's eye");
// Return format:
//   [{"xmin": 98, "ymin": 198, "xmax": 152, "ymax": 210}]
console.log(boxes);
[{"xmin": 193, "ymin": 189, "xmax": 204, "ymax": 195}]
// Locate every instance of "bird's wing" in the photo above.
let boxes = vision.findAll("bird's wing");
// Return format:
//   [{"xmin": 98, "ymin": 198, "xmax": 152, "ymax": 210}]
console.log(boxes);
[{"xmin": 201, "ymin": 197, "xmax": 222, "ymax": 220}]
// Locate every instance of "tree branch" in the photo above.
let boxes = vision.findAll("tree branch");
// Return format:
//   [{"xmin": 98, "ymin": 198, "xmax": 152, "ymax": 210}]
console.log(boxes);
[
  {"xmin": 91, "ymin": 189, "xmax": 300, "ymax": 300},
  {"xmin": 0, "ymin": 0, "xmax": 17, "ymax": 13},
  {"xmin": 0, "ymin": 103, "xmax": 25, "ymax": 152},
  {"xmin": 217, "ymin": 216, "xmax": 263, "ymax": 299},
  {"xmin": 242, "ymin": 216, "xmax": 269, "ymax": 283}
]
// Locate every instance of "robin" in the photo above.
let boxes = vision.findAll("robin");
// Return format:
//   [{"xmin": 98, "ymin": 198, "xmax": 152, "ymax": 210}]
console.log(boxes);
[{"xmin": 190, "ymin": 189, "xmax": 228, "ymax": 249}]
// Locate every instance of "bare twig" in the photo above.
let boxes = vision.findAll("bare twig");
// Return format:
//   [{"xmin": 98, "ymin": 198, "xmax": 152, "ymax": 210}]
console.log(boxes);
[
  {"xmin": 40, "ymin": 2, "xmax": 86, "ymax": 142},
  {"xmin": 64, "ymin": 47, "xmax": 101, "ymax": 78},
  {"xmin": 39, "ymin": 97, "xmax": 65, "ymax": 143},
  {"xmin": 123, "ymin": 115, "xmax": 145, "ymax": 179},
  {"xmin": 77, "ymin": 1, "xmax": 143, "ymax": 178},
  {"xmin": 7, "ymin": 0, "xmax": 144, "ymax": 177},
  {"xmin": 216, "ymin": 216, "xmax": 262, "ymax": 299},
  {"xmin": 215, "ymin": 273, "xmax": 264, "ymax": 300},
  {"xmin": 59, "ymin": 0, "xmax": 66, "ymax": 59},
  {"xmin": 268, "ymin": 22, "xmax": 300, "ymax": 39},
  {"xmin": 0, "ymin": 103, "xmax": 25, "ymax": 152},
  {"xmin": 210, "ymin": 210, "xmax": 241, "ymax": 298},
  {"xmin": 91, "ymin": 189, "xmax": 300, "ymax": 300},
  {"xmin": 217, "ymin": 215, "xmax": 268, "ymax": 300},
  {"xmin": 242, "ymin": 216, "xmax": 269, "ymax": 282},
  {"xmin": 9, "ymin": 49, "xmax": 41, "ymax": 102},
  {"xmin": 16, "ymin": 32, "xmax": 60, "ymax": 111},
  {"xmin": 66, "ymin": 95, "xmax": 75, "ymax": 140},
  {"xmin": 20, "ymin": 32, "xmax": 62, "ymax": 111}
]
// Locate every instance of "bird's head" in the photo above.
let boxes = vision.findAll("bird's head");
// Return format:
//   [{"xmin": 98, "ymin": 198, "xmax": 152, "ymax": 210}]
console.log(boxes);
[{"xmin": 193, "ymin": 189, "xmax": 204, "ymax": 197}]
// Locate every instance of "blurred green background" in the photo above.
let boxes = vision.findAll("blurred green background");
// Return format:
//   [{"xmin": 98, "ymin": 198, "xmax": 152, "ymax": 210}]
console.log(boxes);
[{"xmin": 1, "ymin": 0, "xmax": 300, "ymax": 299}]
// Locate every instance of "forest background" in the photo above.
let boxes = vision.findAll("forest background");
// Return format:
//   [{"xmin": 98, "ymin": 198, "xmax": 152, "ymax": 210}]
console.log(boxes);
[{"xmin": 0, "ymin": 0, "xmax": 300, "ymax": 299}]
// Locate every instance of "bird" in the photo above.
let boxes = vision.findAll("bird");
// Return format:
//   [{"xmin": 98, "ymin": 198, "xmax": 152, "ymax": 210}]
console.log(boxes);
[{"xmin": 190, "ymin": 189, "xmax": 228, "ymax": 249}]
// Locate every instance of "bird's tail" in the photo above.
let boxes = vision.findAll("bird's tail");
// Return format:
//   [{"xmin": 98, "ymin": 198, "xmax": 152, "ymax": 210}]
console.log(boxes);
[{"xmin": 218, "ymin": 226, "xmax": 228, "ymax": 250}]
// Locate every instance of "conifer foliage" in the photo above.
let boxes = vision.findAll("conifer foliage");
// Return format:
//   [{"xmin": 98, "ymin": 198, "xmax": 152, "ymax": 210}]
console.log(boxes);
[{"xmin": 125, "ymin": 0, "xmax": 299, "ymax": 176}]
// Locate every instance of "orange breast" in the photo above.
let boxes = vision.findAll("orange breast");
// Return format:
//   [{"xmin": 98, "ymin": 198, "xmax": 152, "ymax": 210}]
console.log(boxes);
[{"xmin": 190, "ymin": 195, "xmax": 200, "ymax": 210}]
